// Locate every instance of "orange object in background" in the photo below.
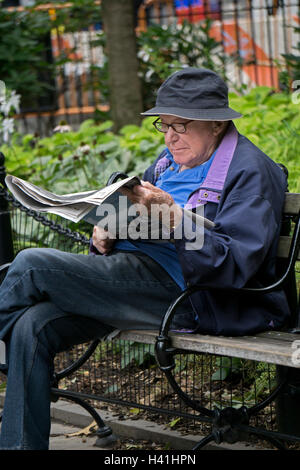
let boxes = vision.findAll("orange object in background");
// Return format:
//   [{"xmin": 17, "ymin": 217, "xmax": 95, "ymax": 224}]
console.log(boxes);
[
  {"xmin": 175, "ymin": 1, "xmax": 278, "ymax": 87},
  {"xmin": 210, "ymin": 22, "xmax": 279, "ymax": 88}
]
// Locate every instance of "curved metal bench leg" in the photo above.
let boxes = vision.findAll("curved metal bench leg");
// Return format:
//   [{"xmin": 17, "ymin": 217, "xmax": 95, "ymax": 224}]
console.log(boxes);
[
  {"xmin": 51, "ymin": 387, "xmax": 118, "ymax": 447},
  {"xmin": 192, "ymin": 433, "xmax": 215, "ymax": 450},
  {"xmin": 50, "ymin": 339, "xmax": 118, "ymax": 447}
]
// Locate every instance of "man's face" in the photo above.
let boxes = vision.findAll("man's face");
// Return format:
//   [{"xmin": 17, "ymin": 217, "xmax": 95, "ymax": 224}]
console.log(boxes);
[{"xmin": 160, "ymin": 115, "xmax": 218, "ymax": 169}]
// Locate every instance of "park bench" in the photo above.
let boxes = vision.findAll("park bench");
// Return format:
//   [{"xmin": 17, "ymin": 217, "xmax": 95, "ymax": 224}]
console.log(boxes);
[{"xmin": 0, "ymin": 156, "xmax": 299, "ymax": 450}]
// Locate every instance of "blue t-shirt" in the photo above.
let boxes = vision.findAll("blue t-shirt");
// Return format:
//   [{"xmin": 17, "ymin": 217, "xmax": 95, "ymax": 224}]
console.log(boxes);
[{"xmin": 114, "ymin": 149, "xmax": 216, "ymax": 289}]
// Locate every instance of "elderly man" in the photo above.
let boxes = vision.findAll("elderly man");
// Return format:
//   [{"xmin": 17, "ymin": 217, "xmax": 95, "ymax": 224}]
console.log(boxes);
[{"xmin": 0, "ymin": 68, "xmax": 289, "ymax": 449}]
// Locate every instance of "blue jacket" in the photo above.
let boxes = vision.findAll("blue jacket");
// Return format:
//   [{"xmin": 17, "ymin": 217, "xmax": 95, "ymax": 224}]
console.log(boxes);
[{"xmin": 143, "ymin": 132, "xmax": 290, "ymax": 336}]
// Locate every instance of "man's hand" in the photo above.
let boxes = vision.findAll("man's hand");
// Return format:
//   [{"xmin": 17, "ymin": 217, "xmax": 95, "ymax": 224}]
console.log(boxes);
[
  {"xmin": 92, "ymin": 225, "xmax": 116, "ymax": 255},
  {"xmin": 120, "ymin": 180, "xmax": 174, "ymax": 208},
  {"xmin": 120, "ymin": 181, "xmax": 183, "ymax": 230}
]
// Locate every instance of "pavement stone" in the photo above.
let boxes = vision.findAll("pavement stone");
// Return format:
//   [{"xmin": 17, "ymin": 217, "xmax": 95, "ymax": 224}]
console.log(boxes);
[
  {"xmin": 0, "ymin": 393, "xmax": 260, "ymax": 451},
  {"xmin": 49, "ymin": 422, "xmax": 102, "ymax": 450}
]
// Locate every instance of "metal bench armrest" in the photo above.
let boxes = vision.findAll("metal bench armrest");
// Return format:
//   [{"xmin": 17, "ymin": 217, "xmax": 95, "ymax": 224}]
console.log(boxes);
[{"xmin": 158, "ymin": 211, "xmax": 300, "ymax": 339}]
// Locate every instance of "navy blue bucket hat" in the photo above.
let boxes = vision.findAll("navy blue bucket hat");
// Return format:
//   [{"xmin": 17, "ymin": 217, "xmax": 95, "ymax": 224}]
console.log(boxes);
[{"xmin": 141, "ymin": 67, "xmax": 242, "ymax": 121}]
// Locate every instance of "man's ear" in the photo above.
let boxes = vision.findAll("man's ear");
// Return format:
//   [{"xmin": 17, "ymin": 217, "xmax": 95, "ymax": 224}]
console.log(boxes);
[{"xmin": 212, "ymin": 121, "xmax": 228, "ymax": 136}]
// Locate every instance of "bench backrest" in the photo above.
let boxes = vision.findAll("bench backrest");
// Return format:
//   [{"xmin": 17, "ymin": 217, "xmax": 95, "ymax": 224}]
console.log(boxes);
[
  {"xmin": 277, "ymin": 192, "xmax": 300, "ymax": 329},
  {"xmin": 278, "ymin": 193, "xmax": 300, "ymax": 258}
]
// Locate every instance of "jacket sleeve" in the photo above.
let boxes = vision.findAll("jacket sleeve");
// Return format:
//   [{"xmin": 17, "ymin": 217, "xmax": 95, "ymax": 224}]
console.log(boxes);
[{"xmin": 174, "ymin": 176, "xmax": 283, "ymax": 290}]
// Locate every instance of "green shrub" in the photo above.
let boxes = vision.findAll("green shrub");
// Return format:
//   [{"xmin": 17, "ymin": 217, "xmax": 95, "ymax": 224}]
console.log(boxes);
[
  {"xmin": 1, "ymin": 86, "xmax": 299, "ymax": 194},
  {"xmin": 1, "ymin": 117, "xmax": 164, "ymax": 193},
  {"xmin": 0, "ymin": 8, "xmax": 54, "ymax": 111},
  {"xmin": 229, "ymin": 87, "xmax": 300, "ymax": 193}
]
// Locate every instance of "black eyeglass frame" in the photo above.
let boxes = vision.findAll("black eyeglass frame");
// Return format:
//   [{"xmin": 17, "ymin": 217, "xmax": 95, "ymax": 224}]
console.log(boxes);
[{"xmin": 153, "ymin": 118, "xmax": 194, "ymax": 134}]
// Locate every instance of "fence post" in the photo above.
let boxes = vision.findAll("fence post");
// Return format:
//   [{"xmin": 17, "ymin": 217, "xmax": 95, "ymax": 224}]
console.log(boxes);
[{"xmin": 0, "ymin": 152, "xmax": 14, "ymax": 265}]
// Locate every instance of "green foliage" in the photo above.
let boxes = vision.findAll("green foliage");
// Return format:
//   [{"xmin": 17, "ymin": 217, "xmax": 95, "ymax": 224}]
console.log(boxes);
[
  {"xmin": 46, "ymin": 0, "xmax": 102, "ymax": 33},
  {"xmin": 119, "ymin": 342, "xmax": 156, "ymax": 370},
  {"xmin": 0, "ymin": 1, "xmax": 103, "ymax": 113},
  {"xmin": 0, "ymin": 7, "xmax": 54, "ymax": 110},
  {"xmin": 281, "ymin": 20, "xmax": 300, "ymax": 83},
  {"xmin": 1, "ymin": 117, "xmax": 164, "ymax": 194},
  {"xmin": 244, "ymin": 363, "xmax": 276, "ymax": 403},
  {"xmin": 168, "ymin": 417, "xmax": 181, "ymax": 428},
  {"xmin": 0, "ymin": 87, "xmax": 21, "ymax": 145},
  {"xmin": 137, "ymin": 19, "xmax": 229, "ymax": 109},
  {"xmin": 229, "ymin": 87, "xmax": 300, "ymax": 192},
  {"xmin": 0, "ymin": 381, "xmax": 6, "ymax": 391},
  {"xmin": 88, "ymin": 19, "xmax": 230, "ymax": 111},
  {"xmin": 2, "ymin": 87, "xmax": 298, "ymax": 195},
  {"xmin": 211, "ymin": 357, "xmax": 243, "ymax": 381}
]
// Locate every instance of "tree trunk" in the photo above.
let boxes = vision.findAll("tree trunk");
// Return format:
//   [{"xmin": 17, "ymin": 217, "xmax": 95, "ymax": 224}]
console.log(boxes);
[{"xmin": 102, "ymin": 0, "xmax": 143, "ymax": 132}]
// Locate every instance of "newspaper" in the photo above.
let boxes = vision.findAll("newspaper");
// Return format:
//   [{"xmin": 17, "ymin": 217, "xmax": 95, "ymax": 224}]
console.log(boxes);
[
  {"xmin": 5, "ymin": 175, "xmax": 215, "ymax": 241},
  {"xmin": 5, "ymin": 174, "xmax": 141, "ymax": 224}
]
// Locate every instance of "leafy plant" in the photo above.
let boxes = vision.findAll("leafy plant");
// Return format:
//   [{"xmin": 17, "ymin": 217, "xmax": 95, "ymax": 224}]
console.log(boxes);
[
  {"xmin": 281, "ymin": 16, "xmax": 300, "ymax": 84},
  {"xmin": 243, "ymin": 363, "xmax": 276, "ymax": 402},
  {"xmin": 89, "ymin": 18, "xmax": 230, "ymax": 111},
  {"xmin": 168, "ymin": 417, "xmax": 181, "ymax": 428},
  {"xmin": 0, "ymin": 85, "xmax": 21, "ymax": 145},
  {"xmin": 3, "ymin": 86, "xmax": 299, "ymax": 194},
  {"xmin": 0, "ymin": 7, "xmax": 55, "ymax": 111},
  {"xmin": 1, "ymin": 117, "xmax": 164, "ymax": 194},
  {"xmin": 0, "ymin": 381, "xmax": 6, "ymax": 392},
  {"xmin": 229, "ymin": 87, "xmax": 300, "ymax": 193},
  {"xmin": 137, "ymin": 19, "xmax": 228, "ymax": 107},
  {"xmin": 211, "ymin": 357, "xmax": 243, "ymax": 381},
  {"xmin": 46, "ymin": 0, "xmax": 102, "ymax": 33},
  {"xmin": 119, "ymin": 341, "xmax": 156, "ymax": 369}
]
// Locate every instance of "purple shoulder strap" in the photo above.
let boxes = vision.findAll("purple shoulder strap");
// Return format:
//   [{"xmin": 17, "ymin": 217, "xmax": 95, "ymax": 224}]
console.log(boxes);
[{"xmin": 186, "ymin": 122, "xmax": 238, "ymax": 208}]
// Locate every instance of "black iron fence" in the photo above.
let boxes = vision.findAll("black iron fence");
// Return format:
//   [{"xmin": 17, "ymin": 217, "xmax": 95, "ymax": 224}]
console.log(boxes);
[
  {"xmin": 141, "ymin": 0, "xmax": 300, "ymax": 88},
  {"xmin": 1, "ymin": 0, "xmax": 299, "ymax": 136}
]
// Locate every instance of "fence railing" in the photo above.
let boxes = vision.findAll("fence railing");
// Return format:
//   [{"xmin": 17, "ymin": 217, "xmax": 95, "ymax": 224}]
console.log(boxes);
[
  {"xmin": 139, "ymin": 0, "xmax": 300, "ymax": 89},
  {"xmin": 2, "ymin": 0, "xmax": 300, "ymax": 136}
]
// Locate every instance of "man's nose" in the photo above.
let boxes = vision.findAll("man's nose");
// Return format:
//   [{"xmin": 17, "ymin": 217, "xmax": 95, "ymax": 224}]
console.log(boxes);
[{"xmin": 165, "ymin": 126, "xmax": 179, "ymax": 144}]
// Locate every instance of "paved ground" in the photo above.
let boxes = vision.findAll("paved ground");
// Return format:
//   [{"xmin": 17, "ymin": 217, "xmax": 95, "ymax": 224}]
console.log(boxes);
[
  {"xmin": 0, "ymin": 394, "xmax": 259, "ymax": 451},
  {"xmin": 49, "ymin": 421, "xmax": 102, "ymax": 450}
]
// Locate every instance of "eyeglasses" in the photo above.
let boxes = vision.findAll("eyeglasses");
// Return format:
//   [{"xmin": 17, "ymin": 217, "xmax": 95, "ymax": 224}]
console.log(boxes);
[{"xmin": 153, "ymin": 118, "xmax": 194, "ymax": 134}]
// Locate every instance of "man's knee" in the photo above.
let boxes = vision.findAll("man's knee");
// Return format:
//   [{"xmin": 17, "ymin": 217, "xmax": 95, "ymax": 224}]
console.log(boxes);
[
  {"xmin": 9, "ymin": 303, "xmax": 65, "ymax": 352},
  {"xmin": 12, "ymin": 248, "xmax": 56, "ymax": 272}
]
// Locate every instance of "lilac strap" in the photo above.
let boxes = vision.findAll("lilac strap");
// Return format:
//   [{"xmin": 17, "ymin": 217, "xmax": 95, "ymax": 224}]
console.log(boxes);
[
  {"xmin": 154, "ymin": 155, "xmax": 172, "ymax": 181},
  {"xmin": 186, "ymin": 122, "xmax": 238, "ymax": 208}
]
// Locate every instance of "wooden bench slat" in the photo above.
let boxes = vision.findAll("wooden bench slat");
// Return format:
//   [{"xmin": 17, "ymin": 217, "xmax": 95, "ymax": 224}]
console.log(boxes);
[
  {"xmin": 118, "ymin": 330, "xmax": 300, "ymax": 368},
  {"xmin": 258, "ymin": 330, "xmax": 300, "ymax": 342},
  {"xmin": 277, "ymin": 235, "xmax": 300, "ymax": 259},
  {"xmin": 284, "ymin": 193, "xmax": 300, "ymax": 215}
]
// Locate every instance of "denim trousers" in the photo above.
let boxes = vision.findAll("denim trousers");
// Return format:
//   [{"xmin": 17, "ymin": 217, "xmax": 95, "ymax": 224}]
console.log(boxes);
[{"xmin": 0, "ymin": 247, "xmax": 194, "ymax": 449}]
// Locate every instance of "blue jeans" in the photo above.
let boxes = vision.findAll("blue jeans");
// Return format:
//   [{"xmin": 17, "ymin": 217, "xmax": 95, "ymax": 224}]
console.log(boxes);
[{"xmin": 0, "ymin": 248, "xmax": 195, "ymax": 449}]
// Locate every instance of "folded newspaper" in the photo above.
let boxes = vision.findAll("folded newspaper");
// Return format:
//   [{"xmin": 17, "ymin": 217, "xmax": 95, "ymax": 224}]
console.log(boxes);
[
  {"xmin": 5, "ymin": 174, "xmax": 215, "ymax": 233},
  {"xmin": 5, "ymin": 174, "xmax": 141, "ymax": 224}
]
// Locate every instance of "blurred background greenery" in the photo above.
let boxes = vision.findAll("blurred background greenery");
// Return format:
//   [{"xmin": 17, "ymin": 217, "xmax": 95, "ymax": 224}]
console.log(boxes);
[{"xmin": 0, "ymin": 0, "xmax": 299, "ymax": 192}]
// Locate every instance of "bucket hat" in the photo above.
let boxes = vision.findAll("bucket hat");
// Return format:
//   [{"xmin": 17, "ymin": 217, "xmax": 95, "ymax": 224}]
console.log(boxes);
[{"xmin": 141, "ymin": 67, "xmax": 242, "ymax": 121}]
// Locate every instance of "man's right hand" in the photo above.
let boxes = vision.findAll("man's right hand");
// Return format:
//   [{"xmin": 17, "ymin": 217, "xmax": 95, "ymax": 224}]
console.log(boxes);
[{"xmin": 92, "ymin": 225, "xmax": 116, "ymax": 255}]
